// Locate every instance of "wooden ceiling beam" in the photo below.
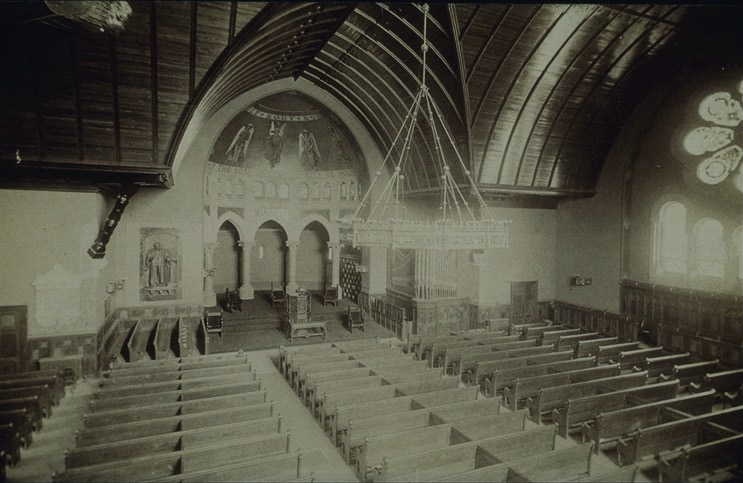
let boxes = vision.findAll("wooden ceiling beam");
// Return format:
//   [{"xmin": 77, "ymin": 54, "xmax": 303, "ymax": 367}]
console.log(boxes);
[
  {"xmin": 150, "ymin": 2, "xmax": 159, "ymax": 164},
  {"xmin": 228, "ymin": 1, "xmax": 237, "ymax": 41},
  {"xmin": 108, "ymin": 33, "xmax": 121, "ymax": 163},
  {"xmin": 458, "ymin": 4, "xmax": 479, "ymax": 42},
  {"xmin": 527, "ymin": 7, "xmax": 622, "ymax": 187},
  {"xmin": 291, "ymin": 3, "xmax": 355, "ymax": 81},
  {"xmin": 448, "ymin": 5, "xmax": 474, "ymax": 177},
  {"xmin": 69, "ymin": 35, "xmax": 84, "ymax": 160},
  {"xmin": 189, "ymin": 2, "xmax": 197, "ymax": 99}
]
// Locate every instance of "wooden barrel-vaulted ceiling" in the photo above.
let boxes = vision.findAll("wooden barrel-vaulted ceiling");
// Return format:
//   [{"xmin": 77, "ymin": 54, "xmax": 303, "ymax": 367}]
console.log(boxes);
[{"xmin": 1, "ymin": 2, "xmax": 736, "ymax": 203}]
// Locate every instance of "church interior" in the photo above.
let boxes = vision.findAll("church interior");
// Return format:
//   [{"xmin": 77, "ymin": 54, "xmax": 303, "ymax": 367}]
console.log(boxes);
[{"xmin": 1, "ymin": 2, "xmax": 742, "ymax": 482}]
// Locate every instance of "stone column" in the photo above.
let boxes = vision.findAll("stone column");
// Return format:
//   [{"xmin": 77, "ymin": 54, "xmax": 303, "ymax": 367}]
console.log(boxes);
[
  {"xmin": 238, "ymin": 240, "xmax": 255, "ymax": 300},
  {"xmin": 328, "ymin": 241, "xmax": 342, "ymax": 298},
  {"xmin": 203, "ymin": 242, "xmax": 217, "ymax": 307},
  {"xmin": 285, "ymin": 240, "xmax": 299, "ymax": 296}
]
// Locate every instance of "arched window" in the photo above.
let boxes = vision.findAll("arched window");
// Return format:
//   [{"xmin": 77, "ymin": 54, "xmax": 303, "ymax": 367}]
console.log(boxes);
[
  {"xmin": 656, "ymin": 201, "xmax": 687, "ymax": 274},
  {"xmin": 693, "ymin": 218, "xmax": 725, "ymax": 277}
]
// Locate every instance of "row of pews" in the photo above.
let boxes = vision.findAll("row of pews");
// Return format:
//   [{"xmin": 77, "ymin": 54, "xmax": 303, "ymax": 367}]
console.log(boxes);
[
  {"xmin": 280, "ymin": 338, "xmax": 634, "ymax": 483},
  {"xmin": 51, "ymin": 352, "xmax": 317, "ymax": 482},
  {"xmin": 406, "ymin": 320, "xmax": 743, "ymax": 482},
  {"xmin": 109, "ymin": 316, "xmax": 209, "ymax": 366},
  {"xmin": 1, "ymin": 368, "xmax": 69, "ymax": 482}
]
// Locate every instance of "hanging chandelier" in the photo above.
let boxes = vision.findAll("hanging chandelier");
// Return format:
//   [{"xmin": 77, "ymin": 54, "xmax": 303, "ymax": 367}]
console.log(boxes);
[{"xmin": 338, "ymin": 3, "xmax": 510, "ymax": 251}]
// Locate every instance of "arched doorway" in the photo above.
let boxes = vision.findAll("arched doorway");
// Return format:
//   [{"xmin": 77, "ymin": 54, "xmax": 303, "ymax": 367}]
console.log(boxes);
[
  {"xmin": 214, "ymin": 221, "xmax": 240, "ymax": 293},
  {"xmin": 253, "ymin": 220, "xmax": 288, "ymax": 291},
  {"xmin": 298, "ymin": 221, "xmax": 330, "ymax": 292}
]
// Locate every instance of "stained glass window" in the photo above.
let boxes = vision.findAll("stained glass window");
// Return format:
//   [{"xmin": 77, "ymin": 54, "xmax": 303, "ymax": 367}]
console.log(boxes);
[{"xmin": 683, "ymin": 80, "xmax": 743, "ymax": 190}]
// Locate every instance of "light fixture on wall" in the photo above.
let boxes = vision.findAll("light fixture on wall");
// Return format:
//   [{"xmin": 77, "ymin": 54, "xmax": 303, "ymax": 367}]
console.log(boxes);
[
  {"xmin": 107, "ymin": 280, "xmax": 126, "ymax": 293},
  {"xmin": 338, "ymin": 3, "xmax": 510, "ymax": 251},
  {"xmin": 571, "ymin": 275, "xmax": 592, "ymax": 286},
  {"xmin": 258, "ymin": 245, "xmax": 264, "ymax": 260},
  {"xmin": 328, "ymin": 246, "xmax": 333, "ymax": 261}
]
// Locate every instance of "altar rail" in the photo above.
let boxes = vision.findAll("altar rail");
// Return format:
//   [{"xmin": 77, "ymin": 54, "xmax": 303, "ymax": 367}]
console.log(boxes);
[{"xmin": 620, "ymin": 280, "xmax": 742, "ymax": 368}]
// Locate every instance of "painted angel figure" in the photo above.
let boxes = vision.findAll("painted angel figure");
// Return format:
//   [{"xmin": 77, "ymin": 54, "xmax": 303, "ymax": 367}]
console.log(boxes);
[
  {"xmin": 299, "ymin": 129, "xmax": 322, "ymax": 169},
  {"xmin": 264, "ymin": 121, "xmax": 286, "ymax": 168},
  {"xmin": 225, "ymin": 123, "xmax": 254, "ymax": 166}
]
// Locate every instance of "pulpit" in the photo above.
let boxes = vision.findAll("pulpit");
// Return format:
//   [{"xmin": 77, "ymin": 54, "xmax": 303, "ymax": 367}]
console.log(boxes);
[{"xmin": 281, "ymin": 289, "xmax": 326, "ymax": 343}]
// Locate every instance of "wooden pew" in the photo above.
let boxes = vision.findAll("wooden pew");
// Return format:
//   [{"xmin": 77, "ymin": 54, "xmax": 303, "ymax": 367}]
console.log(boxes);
[
  {"xmin": 657, "ymin": 433, "xmax": 743, "ymax": 483},
  {"xmin": 434, "ymin": 443, "xmax": 594, "ymax": 483},
  {"xmin": 320, "ymin": 378, "xmax": 460, "ymax": 432},
  {"xmin": 508, "ymin": 321, "xmax": 550, "ymax": 336},
  {"xmin": 127, "ymin": 318, "xmax": 158, "ymax": 362},
  {"xmin": 102, "ymin": 355, "xmax": 250, "ymax": 378},
  {"xmin": 502, "ymin": 362, "xmax": 620, "ymax": 410},
  {"xmin": 368, "ymin": 413, "xmax": 528, "ymax": 482},
  {"xmin": 294, "ymin": 360, "xmax": 365, "ymax": 394},
  {"xmin": 155, "ymin": 448, "xmax": 324, "ymax": 482},
  {"xmin": 84, "ymin": 391, "xmax": 268, "ymax": 427},
  {"xmin": 154, "ymin": 317, "xmax": 179, "ymax": 360},
  {"xmin": 98, "ymin": 362, "xmax": 251, "ymax": 387},
  {"xmin": 634, "ymin": 352, "xmax": 690, "ymax": 378},
  {"xmin": 522, "ymin": 324, "xmax": 565, "ymax": 341},
  {"xmin": 309, "ymin": 367, "xmax": 440, "ymax": 415},
  {"xmin": 112, "ymin": 351, "xmax": 239, "ymax": 367},
  {"xmin": 538, "ymin": 328, "xmax": 581, "ymax": 347},
  {"xmin": 332, "ymin": 386, "xmax": 478, "ymax": 445},
  {"xmin": 0, "ymin": 375, "xmax": 64, "ymax": 406},
  {"xmin": 75, "ymin": 405, "xmax": 275, "ymax": 447},
  {"xmin": 555, "ymin": 332, "xmax": 600, "ymax": 352},
  {"xmin": 0, "ymin": 423, "xmax": 22, "ymax": 467},
  {"xmin": 0, "ymin": 396, "xmax": 44, "ymax": 432},
  {"xmin": 436, "ymin": 339, "xmax": 538, "ymax": 370},
  {"xmin": 406, "ymin": 334, "xmax": 463, "ymax": 358},
  {"xmin": 552, "ymin": 379, "xmax": 680, "ymax": 437},
  {"xmin": 342, "ymin": 399, "xmax": 503, "ymax": 462},
  {"xmin": 287, "ymin": 351, "xmax": 350, "ymax": 382},
  {"xmin": 439, "ymin": 337, "xmax": 523, "ymax": 372},
  {"xmin": 463, "ymin": 346, "xmax": 563, "ymax": 387},
  {"xmin": 526, "ymin": 371, "xmax": 649, "ymax": 424},
  {"xmin": 616, "ymin": 405, "xmax": 743, "ymax": 466},
  {"xmin": 302, "ymin": 367, "xmax": 375, "ymax": 405},
  {"xmin": 93, "ymin": 372, "xmax": 257, "ymax": 399},
  {"xmin": 413, "ymin": 335, "xmax": 466, "ymax": 362},
  {"xmin": 594, "ymin": 341, "xmax": 641, "ymax": 365},
  {"xmin": 376, "ymin": 367, "xmax": 442, "ymax": 385},
  {"xmin": 0, "ymin": 369, "xmax": 63, "ymax": 381},
  {"xmin": 356, "ymin": 425, "xmax": 457, "ymax": 481},
  {"xmin": 619, "ymin": 346, "xmax": 665, "ymax": 370},
  {"xmin": 582, "ymin": 389, "xmax": 717, "ymax": 453},
  {"xmin": 0, "ymin": 384, "xmax": 54, "ymax": 418},
  {"xmin": 574, "ymin": 336, "xmax": 619, "ymax": 358},
  {"xmin": 64, "ymin": 417, "xmax": 282, "ymax": 469},
  {"xmin": 660, "ymin": 359, "xmax": 721, "ymax": 388},
  {"xmin": 572, "ymin": 464, "xmax": 638, "ymax": 482},
  {"xmin": 485, "ymin": 356, "xmax": 598, "ymax": 398},
  {"xmin": 694, "ymin": 368, "xmax": 743, "ymax": 396},
  {"xmin": 52, "ymin": 432, "xmax": 291, "ymax": 482},
  {"xmin": 279, "ymin": 344, "xmax": 331, "ymax": 377},
  {"xmin": 0, "ymin": 408, "xmax": 34, "ymax": 448}
]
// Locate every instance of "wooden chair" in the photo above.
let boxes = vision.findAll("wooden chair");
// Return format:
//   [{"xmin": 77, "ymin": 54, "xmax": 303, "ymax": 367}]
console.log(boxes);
[
  {"xmin": 323, "ymin": 286, "xmax": 339, "ymax": 306},
  {"xmin": 347, "ymin": 306, "xmax": 364, "ymax": 333},
  {"xmin": 271, "ymin": 283, "xmax": 285, "ymax": 308}
]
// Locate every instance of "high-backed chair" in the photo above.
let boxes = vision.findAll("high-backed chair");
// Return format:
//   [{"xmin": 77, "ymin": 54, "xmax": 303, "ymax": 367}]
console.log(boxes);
[
  {"xmin": 347, "ymin": 306, "xmax": 364, "ymax": 333},
  {"xmin": 323, "ymin": 286, "xmax": 339, "ymax": 306},
  {"xmin": 271, "ymin": 282, "xmax": 286, "ymax": 308}
]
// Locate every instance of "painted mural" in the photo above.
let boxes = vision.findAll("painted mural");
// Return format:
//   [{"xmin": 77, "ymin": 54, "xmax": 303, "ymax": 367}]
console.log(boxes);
[
  {"xmin": 140, "ymin": 228, "xmax": 180, "ymax": 302},
  {"xmin": 208, "ymin": 91, "xmax": 364, "ymax": 174}
]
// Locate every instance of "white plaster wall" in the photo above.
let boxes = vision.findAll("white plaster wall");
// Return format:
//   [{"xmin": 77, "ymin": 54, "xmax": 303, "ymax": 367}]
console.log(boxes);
[{"xmin": 0, "ymin": 190, "xmax": 122, "ymax": 336}]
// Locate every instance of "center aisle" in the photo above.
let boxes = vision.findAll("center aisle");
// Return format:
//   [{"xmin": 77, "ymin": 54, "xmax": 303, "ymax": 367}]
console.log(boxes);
[{"xmin": 250, "ymin": 348, "xmax": 361, "ymax": 483}]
